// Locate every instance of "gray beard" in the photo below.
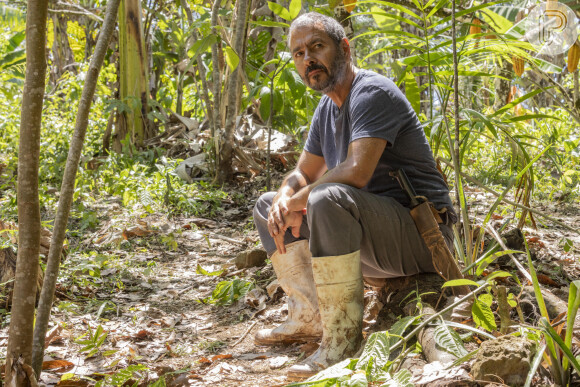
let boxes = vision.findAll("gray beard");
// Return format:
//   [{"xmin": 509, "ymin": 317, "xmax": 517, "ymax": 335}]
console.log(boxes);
[{"xmin": 307, "ymin": 55, "xmax": 348, "ymax": 94}]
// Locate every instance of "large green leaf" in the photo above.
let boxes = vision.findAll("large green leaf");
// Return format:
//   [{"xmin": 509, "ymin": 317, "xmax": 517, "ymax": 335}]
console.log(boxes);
[
  {"xmin": 442, "ymin": 279, "xmax": 480, "ymax": 288},
  {"xmin": 268, "ymin": 2, "xmax": 291, "ymax": 21},
  {"xmin": 356, "ymin": 331, "xmax": 391, "ymax": 372},
  {"xmin": 472, "ymin": 298, "xmax": 497, "ymax": 332},
  {"xmin": 375, "ymin": 369, "xmax": 414, "ymax": 387},
  {"xmin": 404, "ymin": 71, "xmax": 420, "ymax": 115},
  {"xmin": 250, "ymin": 20, "xmax": 290, "ymax": 28},
  {"xmin": 433, "ymin": 323, "xmax": 468, "ymax": 358},
  {"xmin": 224, "ymin": 46, "xmax": 240, "ymax": 71},
  {"xmin": 288, "ymin": 0, "xmax": 301, "ymax": 19},
  {"xmin": 188, "ymin": 33, "xmax": 218, "ymax": 58}
]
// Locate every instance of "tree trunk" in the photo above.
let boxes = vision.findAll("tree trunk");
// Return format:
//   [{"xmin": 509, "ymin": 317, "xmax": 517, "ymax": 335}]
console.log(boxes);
[
  {"xmin": 113, "ymin": 0, "xmax": 151, "ymax": 152},
  {"xmin": 30, "ymin": 0, "xmax": 121, "ymax": 379},
  {"xmin": 210, "ymin": 0, "xmax": 223, "ymax": 175},
  {"xmin": 49, "ymin": 1, "xmax": 76, "ymax": 85},
  {"xmin": 333, "ymin": 5, "xmax": 356, "ymax": 62},
  {"xmin": 217, "ymin": 0, "xmax": 249, "ymax": 183},
  {"xmin": 4, "ymin": 0, "xmax": 49, "ymax": 384},
  {"xmin": 493, "ymin": 58, "xmax": 513, "ymax": 110}
]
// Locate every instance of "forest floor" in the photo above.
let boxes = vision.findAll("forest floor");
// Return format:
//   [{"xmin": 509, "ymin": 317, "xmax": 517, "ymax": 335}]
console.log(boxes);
[{"xmin": 1, "ymin": 175, "xmax": 580, "ymax": 387}]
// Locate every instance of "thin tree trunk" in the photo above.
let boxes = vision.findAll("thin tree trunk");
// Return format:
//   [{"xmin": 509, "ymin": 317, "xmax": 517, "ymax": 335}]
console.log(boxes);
[
  {"xmin": 50, "ymin": 1, "xmax": 76, "ymax": 85},
  {"xmin": 181, "ymin": 1, "xmax": 214, "ymax": 123},
  {"xmin": 30, "ymin": 0, "xmax": 121, "ymax": 378},
  {"xmin": 211, "ymin": 0, "xmax": 222, "ymax": 174},
  {"xmin": 218, "ymin": 0, "xmax": 249, "ymax": 183},
  {"xmin": 333, "ymin": 5, "xmax": 356, "ymax": 62},
  {"xmin": 4, "ymin": 0, "xmax": 49, "ymax": 384},
  {"xmin": 574, "ymin": 71, "xmax": 578, "ymax": 107},
  {"xmin": 493, "ymin": 58, "xmax": 513, "ymax": 110},
  {"xmin": 114, "ymin": 0, "xmax": 150, "ymax": 151}
]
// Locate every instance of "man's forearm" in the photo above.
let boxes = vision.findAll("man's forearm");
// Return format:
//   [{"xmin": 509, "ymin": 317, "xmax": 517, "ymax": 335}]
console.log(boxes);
[
  {"xmin": 289, "ymin": 161, "xmax": 364, "ymax": 210},
  {"xmin": 276, "ymin": 168, "xmax": 311, "ymax": 199}
]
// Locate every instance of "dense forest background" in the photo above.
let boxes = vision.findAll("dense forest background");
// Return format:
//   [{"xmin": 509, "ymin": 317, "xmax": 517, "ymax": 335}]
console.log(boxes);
[{"xmin": 0, "ymin": 0, "xmax": 579, "ymax": 385}]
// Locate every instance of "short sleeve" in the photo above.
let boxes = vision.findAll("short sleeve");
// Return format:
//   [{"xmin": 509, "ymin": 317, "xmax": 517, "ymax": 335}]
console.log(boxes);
[
  {"xmin": 304, "ymin": 106, "xmax": 323, "ymax": 157},
  {"xmin": 349, "ymin": 85, "xmax": 411, "ymax": 147}
]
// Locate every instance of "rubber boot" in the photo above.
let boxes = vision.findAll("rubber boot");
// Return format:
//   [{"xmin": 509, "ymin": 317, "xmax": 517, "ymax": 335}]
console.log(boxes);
[
  {"xmin": 287, "ymin": 250, "xmax": 364, "ymax": 380},
  {"xmin": 254, "ymin": 240, "xmax": 322, "ymax": 345}
]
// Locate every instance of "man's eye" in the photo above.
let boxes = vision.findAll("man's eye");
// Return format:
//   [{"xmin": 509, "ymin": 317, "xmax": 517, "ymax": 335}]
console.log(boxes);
[{"xmin": 295, "ymin": 52, "xmax": 303, "ymax": 58}]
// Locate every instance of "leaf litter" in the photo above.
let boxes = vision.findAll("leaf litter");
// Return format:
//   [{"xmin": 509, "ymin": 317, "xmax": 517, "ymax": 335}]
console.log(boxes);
[{"xmin": 0, "ymin": 176, "xmax": 579, "ymax": 386}]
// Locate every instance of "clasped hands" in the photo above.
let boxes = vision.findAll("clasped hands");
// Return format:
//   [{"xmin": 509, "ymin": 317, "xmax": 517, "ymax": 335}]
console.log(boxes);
[{"xmin": 267, "ymin": 190, "xmax": 308, "ymax": 254}]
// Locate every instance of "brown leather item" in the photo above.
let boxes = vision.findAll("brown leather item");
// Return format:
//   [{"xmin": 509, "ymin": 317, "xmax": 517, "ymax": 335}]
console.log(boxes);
[{"xmin": 410, "ymin": 201, "xmax": 469, "ymax": 296}]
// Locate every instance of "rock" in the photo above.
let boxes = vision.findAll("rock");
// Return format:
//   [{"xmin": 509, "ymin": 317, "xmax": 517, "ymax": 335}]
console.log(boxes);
[
  {"xmin": 471, "ymin": 335, "xmax": 536, "ymax": 385},
  {"xmin": 235, "ymin": 249, "xmax": 267, "ymax": 269}
]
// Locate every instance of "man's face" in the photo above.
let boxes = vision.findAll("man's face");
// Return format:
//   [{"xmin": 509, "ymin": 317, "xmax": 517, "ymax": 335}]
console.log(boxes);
[{"xmin": 290, "ymin": 26, "xmax": 347, "ymax": 94}]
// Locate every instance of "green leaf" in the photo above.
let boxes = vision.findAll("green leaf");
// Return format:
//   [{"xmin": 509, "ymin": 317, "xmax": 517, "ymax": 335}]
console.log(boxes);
[
  {"xmin": 541, "ymin": 317, "xmax": 580, "ymax": 375},
  {"xmin": 369, "ymin": 7, "xmax": 401, "ymax": 30},
  {"xmin": 442, "ymin": 279, "xmax": 480, "ymax": 288},
  {"xmin": 288, "ymin": 0, "xmax": 301, "ymax": 19},
  {"xmin": 563, "ymin": 280, "xmax": 580, "ymax": 371},
  {"xmin": 472, "ymin": 299, "xmax": 497, "ymax": 332},
  {"xmin": 188, "ymin": 34, "xmax": 218, "ymax": 59},
  {"xmin": 433, "ymin": 323, "xmax": 468, "ymax": 358},
  {"xmin": 484, "ymin": 270, "xmax": 516, "ymax": 282},
  {"xmin": 196, "ymin": 264, "xmax": 224, "ymax": 276},
  {"xmin": 475, "ymin": 250, "xmax": 522, "ymax": 276},
  {"xmin": 250, "ymin": 20, "xmax": 290, "ymax": 28},
  {"xmin": 268, "ymin": 2, "xmax": 291, "ymax": 21},
  {"xmin": 341, "ymin": 372, "xmax": 368, "ymax": 386},
  {"xmin": 224, "ymin": 46, "xmax": 240, "ymax": 71},
  {"xmin": 480, "ymin": 7, "xmax": 512, "ymax": 33},
  {"xmin": 375, "ymin": 369, "xmax": 414, "ymax": 387},
  {"xmin": 356, "ymin": 331, "xmax": 391, "ymax": 372},
  {"xmin": 403, "ymin": 71, "xmax": 420, "ymax": 115},
  {"xmin": 478, "ymin": 294, "xmax": 493, "ymax": 307},
  {"xmin": 507, "ymin": 293, "xmax": 517, "ymax": 308}
]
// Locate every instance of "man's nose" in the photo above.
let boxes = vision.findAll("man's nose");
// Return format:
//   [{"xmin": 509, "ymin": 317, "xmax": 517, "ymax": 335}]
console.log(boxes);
[{"xmin": 304, "ymin": 50, "xmax": 315, "ymax": 65}]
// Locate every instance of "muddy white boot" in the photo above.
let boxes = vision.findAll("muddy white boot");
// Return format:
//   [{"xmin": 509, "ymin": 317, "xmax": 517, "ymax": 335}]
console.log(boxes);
[
  {"xmin": 287, "ymin": 250, "xmax": 363, "ymax": 380},
  {"xmin": 254, "ymin": 240, "xmax": 322, "ymax": 345}
]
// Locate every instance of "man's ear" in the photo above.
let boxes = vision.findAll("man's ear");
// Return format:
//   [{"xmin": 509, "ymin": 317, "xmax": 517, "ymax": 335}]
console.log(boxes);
[{"xmin": 341, "ymin": 38, "xmax": 351, "ymax": 59}]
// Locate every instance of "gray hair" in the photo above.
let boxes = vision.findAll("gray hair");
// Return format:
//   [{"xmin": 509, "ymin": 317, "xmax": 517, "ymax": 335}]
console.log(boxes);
[{"xmin": 288, "ymin": 12, "xmax": 346, "ymax": 48}]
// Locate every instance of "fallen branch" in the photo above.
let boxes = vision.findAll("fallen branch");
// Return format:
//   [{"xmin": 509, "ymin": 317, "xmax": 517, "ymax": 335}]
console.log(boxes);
[
  {"xmin": 485, "ymin": 225, "xmax": 533, "ymax": 284},
  {"xmin": 231, "ymin": 320, "xmax": 259, "ymax": 347},
  {"xmin": 48, "ymin": 8, "xmax": 103, "ymax": 22},
  {"xmin": 438, "ymin": 157, "xmax": 579, "ymax": 234},
  {"xmin": 210, "ymin": 233, "xmax": 246, "ymax": 246},
  {"xmin": 405, "ymin": 304, "xmax": 457, "ymax": 364}
]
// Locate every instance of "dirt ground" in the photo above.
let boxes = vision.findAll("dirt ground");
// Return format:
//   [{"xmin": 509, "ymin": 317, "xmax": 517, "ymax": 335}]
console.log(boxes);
[{"xmin": 1, "ymin": 176, "xmax": 579, "ymax": 386}]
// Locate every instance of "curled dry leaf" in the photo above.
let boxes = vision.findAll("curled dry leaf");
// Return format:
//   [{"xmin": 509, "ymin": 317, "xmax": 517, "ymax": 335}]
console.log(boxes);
[
  {"xmin": 56, "ymin": 379, "xmax": 90, "ymax": 387},
  {"xmin": 42, "ymin": 360, "xmax": 75, "ymax": 373}
]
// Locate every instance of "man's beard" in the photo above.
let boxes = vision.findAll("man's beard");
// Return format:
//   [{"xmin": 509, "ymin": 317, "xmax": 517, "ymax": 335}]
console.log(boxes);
[{"xmin": 303, "ymin": 51, "xmax": 348, "ymax": 94}]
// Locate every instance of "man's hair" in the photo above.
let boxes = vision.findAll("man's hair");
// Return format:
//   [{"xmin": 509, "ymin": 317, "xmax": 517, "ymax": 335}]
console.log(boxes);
[{"xmin": 288, "ymin": 12, "xmax": 346, "ymax": 48}]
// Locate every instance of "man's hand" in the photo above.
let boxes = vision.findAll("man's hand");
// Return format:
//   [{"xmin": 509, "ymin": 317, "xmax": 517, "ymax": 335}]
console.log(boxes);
[
  {"xmin": 270, "ymin": 209, "xmax": 304, "ymax": 254},
  {"xmin": 268, "ymin": 194, "xmax": 291, "ymax": 238}
]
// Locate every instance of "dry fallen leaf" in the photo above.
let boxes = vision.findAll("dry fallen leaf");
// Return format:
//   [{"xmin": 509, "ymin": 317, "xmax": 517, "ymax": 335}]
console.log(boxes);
[
  {"xmin": 211, "ymin": 354, "xmax": 232, "ymax": 362},
  {"xmin": 56, "ymin": 379, "xmax": 90, "ymax": 387},
  {"xmin": 42, "ymin": 360, "xmax": 75, "ymax": 373},
  {"xmin": 134, "ymin": 329, "xmax": 152, "ymax": 341}
]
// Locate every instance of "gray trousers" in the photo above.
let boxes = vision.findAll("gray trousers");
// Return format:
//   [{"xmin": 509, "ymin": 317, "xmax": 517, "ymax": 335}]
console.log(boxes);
[{"xmin": 253, "ymin": 183, "xmax": 453, "ymax": 278}]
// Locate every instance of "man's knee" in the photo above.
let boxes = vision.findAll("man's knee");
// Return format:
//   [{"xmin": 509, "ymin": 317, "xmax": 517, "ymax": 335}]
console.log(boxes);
[
  {"xmin": 307, "ymin": 183, "xmax": 354, "ymax": 216},
  {"xmin": 253, "ymin": 192, "xmax": 276, "ymax": 231}
]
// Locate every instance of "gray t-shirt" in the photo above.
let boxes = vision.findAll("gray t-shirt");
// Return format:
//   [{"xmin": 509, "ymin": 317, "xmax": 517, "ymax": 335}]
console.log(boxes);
[{"xmin": 304, "ymin": 69, "xmax": 455, "ymax": 218}]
